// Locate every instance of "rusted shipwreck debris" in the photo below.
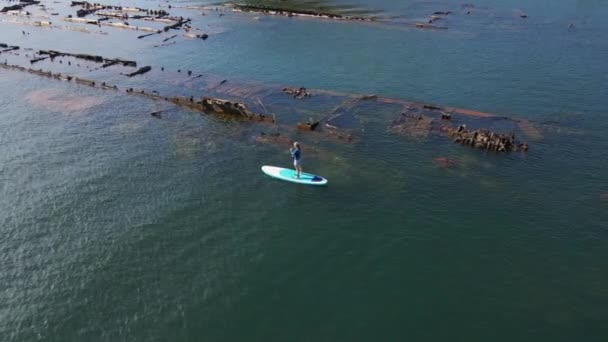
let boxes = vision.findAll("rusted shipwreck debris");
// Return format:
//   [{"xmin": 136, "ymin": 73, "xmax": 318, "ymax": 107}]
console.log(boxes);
[
  {"xmin": 184, "ymin": 33, "xmax": 209, "ymax": 40},
  {"xmin": 447, "ymin": 125, "xmax": 529, "ymax": 152},
  {"xmin": 389, "ymin": 112, "xmax": 529, "ymax": 152},
  {"xmin": 389, "ymin": 112, "xmax": 435, "ymax": 138},
  {"xmin": 164, "ymin": 18, "xmax": 191, "ymax": 31},
  {"xmin": 415, "ymin": 23, "xmax": 448, "ymax": 30},
  {"xmin": 132, "ymin": 94, "xmax": 274, "ymax": 122},
  {"xmin": 125, "ymin": 66, "xmax": 151, "ymax": 77},
  {"xmin": 428, "ymin": 11, "xmax": 451, "ymax": 24},
  {"xmin": 288, "ymin": 111, "xmax": 358, "ymax": 143},
  {"xmin": 37, "ymin": 49, "xmax": 136, "ymax": 67},
  {"xmin": 1, "ymin": 0, "xmax": 39, "ymax": 13},
  {"xmin": 297, "ymin": 120, "xmax": 319, "ymax": 131},
  {"xmin": 0, "ymin": 43, "xmax": 20, "ymax": 53},
  {"xmin": 96, "ymin": 11, "xmax": 173, "ymax": 20},
  {"xmin": 0, "ymin": 59, "xmax": 273, "ymax": 123},
  {"xmin": 199, "ymin": 97, "xmax": 271, "ymax": 120},
  {"xmin": 137, "ymin": 18, "xmax": 192, "ymax": 39},
  {"xmin": 30, "ymin": 56, "xmax": 48, "ymax": 64},
  {"xmin": 158, "ymin": 96, "xmax": 274, "ymax": 122},
  {"xmin": 71, "ymin": 1, "xmax": 169, "ymax": 18},
  {"xmin": 282, "ymin": 87, "xmax": 311, "ymax": 99},
  {"xmin": 71, "ymin": 1, "xmax": 106, "ymax": 17},
  {"xmin": 2, "ymin": 42, "xmax": 534, "ymax": 154}
]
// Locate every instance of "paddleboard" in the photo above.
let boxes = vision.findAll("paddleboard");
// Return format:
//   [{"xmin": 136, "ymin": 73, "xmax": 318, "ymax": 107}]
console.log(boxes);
[{"xmin": 261, "ymin": 166, "xmax": 328, "ymax": 186}]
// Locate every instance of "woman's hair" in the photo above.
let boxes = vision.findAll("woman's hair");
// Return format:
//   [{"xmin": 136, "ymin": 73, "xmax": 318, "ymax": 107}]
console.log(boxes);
[{"xmin": 294, "ymin": 142, "xmax": 300, "ymax": 149}]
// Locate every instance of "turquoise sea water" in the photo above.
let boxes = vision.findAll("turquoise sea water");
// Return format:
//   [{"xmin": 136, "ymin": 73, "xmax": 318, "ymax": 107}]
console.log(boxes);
[{"xmin": 1, "ymin": 0, "xmax": 607, "ymax": 341}]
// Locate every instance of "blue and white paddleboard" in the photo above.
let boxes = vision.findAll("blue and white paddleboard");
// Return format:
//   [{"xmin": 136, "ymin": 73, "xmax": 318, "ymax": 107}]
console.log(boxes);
[{"xmin": 261, "ymin": 166, "xmax": 328, "ymax": 186}]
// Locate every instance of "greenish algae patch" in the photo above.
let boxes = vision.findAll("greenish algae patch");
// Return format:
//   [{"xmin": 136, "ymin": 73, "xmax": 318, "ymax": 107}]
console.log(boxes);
[{"xmin": 229, "ymin": 0, "xmax": 381, "ymax": 18}]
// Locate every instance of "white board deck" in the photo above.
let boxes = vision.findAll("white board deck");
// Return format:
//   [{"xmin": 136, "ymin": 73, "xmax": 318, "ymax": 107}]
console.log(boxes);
[{"xmin": 261, "ymin": 166, "xmax": 328, "ymax": 186}]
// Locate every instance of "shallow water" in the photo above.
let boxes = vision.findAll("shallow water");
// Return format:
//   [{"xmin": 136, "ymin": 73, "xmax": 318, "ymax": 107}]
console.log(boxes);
[{"xmin": 1, "ymin": 0, "xmax": 607, "ymax": 341}]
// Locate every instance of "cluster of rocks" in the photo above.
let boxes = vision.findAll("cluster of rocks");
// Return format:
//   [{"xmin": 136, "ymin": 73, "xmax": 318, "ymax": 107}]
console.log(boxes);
[
  {"xmin": 282, "ymin": 87, "xmax": 311, "ymax": 99},
  {"xmin": 446, "ymin": 125, "xmax": 529, "ymax": 152}
]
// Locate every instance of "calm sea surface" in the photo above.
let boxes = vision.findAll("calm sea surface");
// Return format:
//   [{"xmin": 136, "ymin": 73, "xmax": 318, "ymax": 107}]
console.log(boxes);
[{"xmin": 1, "ymin": 0, "xmax": 607, "ymax": 341}]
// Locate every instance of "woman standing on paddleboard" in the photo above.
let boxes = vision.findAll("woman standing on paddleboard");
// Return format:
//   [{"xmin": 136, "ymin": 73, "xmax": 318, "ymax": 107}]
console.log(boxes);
[{"xmin": 290, "ymin": 142, "xmax": 302, "ymax": 178}]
